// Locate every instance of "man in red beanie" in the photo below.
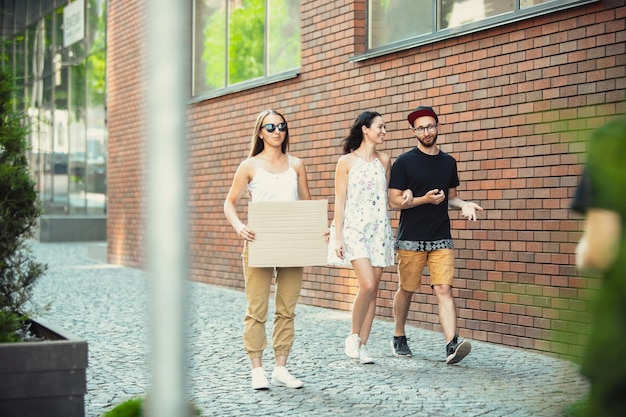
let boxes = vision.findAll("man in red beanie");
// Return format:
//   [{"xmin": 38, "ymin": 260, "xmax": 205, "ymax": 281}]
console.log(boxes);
[{"xmin": 388, "ymin": 105, "xmax": 483, "ymax": 364}]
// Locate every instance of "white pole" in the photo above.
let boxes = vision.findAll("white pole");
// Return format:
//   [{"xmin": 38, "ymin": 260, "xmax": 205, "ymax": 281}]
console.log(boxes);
[{"xmin": 145, "ymin": 0, "xmax": 189, "ymax": 416}]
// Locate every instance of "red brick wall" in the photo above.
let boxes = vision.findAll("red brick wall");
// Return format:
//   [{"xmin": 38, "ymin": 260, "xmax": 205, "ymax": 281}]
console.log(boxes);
[
  {"xmin": 106, "ymin": 0, "xmax": 146, "ymax": 268},
  {"xmin": 109, "ymin": 0, "xmax": 626, "ymax": 359}
]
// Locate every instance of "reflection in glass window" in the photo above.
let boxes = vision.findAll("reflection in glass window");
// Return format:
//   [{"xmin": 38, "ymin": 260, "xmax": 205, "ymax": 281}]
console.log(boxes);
[
  {"xmin": 68, "ymin": 60, "xmax": 87, "ymax": 211},
  {"xmin": 268, "ymin": 0, "xmax": 301, "ymax": 75},
  {"xmin": 367, "ymin": 0, "xmax": 597, "ymax": 51},
  {"xmin": 195, "ymin": 0, "xmax": 226, "ymax": 92},
  {"xmin": 84, "ymin": 50, "xmax": 107, "ymax": 210},
  {"xmin": 521, "ymin": 0, "xmax": 554, "ymax": 7},
  {"xmin": 12, "ymin": 33, "xmax": 27, "ymax": 93},
  {"xmin": 228, "ymin": 0, "xmax": 264, "ymax": 85},
  {"xmin": 43, "ymin": 14, "xmax": 54, "ymax": 79},
  {"xmin": 12, "ymin": 0, "xmax": 109, "ymax": 216},
  {"xmin": 192, "ymin": 0, "xmax": 301, "ymax": 97},
  {"xmin": 369, "ymin": 0, "xmax": 432, "ymax": 49},
  {"xmin": 90, "ymin": 0, "xmax": 108, "ymax": 50},
  {"xmin": 439, "ymin": 0, "xmax": 513, "ymax": 30}
]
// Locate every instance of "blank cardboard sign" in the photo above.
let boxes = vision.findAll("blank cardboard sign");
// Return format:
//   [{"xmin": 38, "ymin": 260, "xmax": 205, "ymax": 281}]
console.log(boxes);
[{"xmin": 247, "ymin": 200, "xmax": 328, "ymax": 267}]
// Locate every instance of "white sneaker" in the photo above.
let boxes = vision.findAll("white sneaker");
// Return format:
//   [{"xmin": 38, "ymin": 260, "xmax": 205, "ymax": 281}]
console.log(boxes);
[
  {"xmin": 359, "ymin": 345, "xmax": 374, "ymax": 364},
  {"xmin": 271, "ymin": 366, "xmax": 304, "ymax": 389},
  {"xmin": 344, "ymin": 334, "xmax": 361, "ymax": 359},
  {"xmin": 251, "ymin": 367, "xmax": 269, "ymax": 390}
]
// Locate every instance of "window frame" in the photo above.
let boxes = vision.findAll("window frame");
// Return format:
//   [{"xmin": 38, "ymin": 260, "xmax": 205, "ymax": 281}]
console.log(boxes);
[{"xmin": 355, "ymin": 0, "xmax": 599, "ymax": 62}]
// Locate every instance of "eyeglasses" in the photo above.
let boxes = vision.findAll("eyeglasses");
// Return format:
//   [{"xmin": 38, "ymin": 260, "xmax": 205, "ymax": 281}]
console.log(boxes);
[
  {"xmin": 413, "ymin": 124, "xmax": 438, "ymax": 135},
  {"xmin": 263, "ymin": 122, "xmax": 288, "ymax": 133}
]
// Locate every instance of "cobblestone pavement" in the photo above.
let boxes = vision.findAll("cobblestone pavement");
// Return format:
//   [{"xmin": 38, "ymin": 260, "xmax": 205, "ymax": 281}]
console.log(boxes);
[{"xmin": 29, "ymin": 242, "xmax": 588, "ymax": 417}]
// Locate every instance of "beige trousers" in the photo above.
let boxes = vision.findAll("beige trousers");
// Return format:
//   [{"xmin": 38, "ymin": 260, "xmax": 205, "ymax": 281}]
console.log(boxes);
[{"xmin": 241, "ymin": 242, "xmax": 303, "ymax": 359}]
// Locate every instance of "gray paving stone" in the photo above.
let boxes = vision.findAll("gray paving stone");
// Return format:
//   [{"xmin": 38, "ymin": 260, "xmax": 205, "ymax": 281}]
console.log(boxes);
[{"xmin": 28, "ymin": 241, "xmax": 588, "ymax": 417}]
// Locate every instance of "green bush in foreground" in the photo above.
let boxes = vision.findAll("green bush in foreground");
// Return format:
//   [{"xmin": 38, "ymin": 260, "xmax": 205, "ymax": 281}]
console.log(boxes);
[
  {"xmin": 102, "ymin": 398, "xmax": 202, "ymax": 417},
  {"xmin": 0, "ymin": 68, "xmax": 47, "ymax": 342}
]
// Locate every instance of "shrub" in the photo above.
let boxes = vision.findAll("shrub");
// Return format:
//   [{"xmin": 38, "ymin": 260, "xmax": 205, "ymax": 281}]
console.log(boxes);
[
  {"xmin": 102, "ymin": 398, "xmax": 143, "ymax": 417},
  {"xmin": 102, "ymin": 398, "xmax": 202, "ymax": 417},
  {"xmin": 0, "ymin": 68, "xmax": 47, "ymax": 341}
]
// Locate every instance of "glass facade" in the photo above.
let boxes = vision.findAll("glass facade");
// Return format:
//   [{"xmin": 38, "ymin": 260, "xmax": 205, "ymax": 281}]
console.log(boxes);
[{"xmin": 1, "ymin": 0, "xmax": 108, "ymax": 216}]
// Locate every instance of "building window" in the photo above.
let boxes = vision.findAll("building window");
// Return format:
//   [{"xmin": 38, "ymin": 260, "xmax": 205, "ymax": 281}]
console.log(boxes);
[
  {"xmin": 367, "ymin": 0, "xmax": 598, "ymax": 54},
  {"xmin": 192, "ymin": 0, "xmax": 301, "ymax": 98}
]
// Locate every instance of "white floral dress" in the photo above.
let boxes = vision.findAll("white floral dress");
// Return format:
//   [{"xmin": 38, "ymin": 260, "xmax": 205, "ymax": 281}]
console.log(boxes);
[{"xmin": 328, "ymin": 157, "xmax": 394, "ymax": 268}]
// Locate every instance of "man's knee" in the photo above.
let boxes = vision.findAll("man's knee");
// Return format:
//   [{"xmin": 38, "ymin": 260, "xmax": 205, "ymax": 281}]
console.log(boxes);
[{"xmin": 432, "ymin": 284, "xmax": 452, "ymax": 298}]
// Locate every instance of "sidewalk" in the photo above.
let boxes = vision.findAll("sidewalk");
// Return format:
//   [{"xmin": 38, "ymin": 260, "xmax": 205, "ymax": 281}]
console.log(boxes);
[{"xmin": 29, "ymin": 241, "xmax": 588, "ymax": 417}]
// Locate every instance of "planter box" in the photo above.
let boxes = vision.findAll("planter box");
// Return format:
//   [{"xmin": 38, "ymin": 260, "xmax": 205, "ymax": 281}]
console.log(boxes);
[{"xmin": 0, "ymin": 318, "xmax": 88, "ymax": 417}]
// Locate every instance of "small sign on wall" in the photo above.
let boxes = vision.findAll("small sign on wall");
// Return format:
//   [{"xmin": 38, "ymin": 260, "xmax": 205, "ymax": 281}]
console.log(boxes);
[
  {"xmin": 64, "ymin": 0, "xmax": 85, "ymax": 48},
  {"xmin": 247, "ymin": 200, "xmax": 328, "ymax": 267}
]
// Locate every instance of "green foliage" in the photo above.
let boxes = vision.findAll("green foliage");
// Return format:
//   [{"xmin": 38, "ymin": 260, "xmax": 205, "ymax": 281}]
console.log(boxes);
[
  {"xmin": 102, "ymin": 398, "xmax": 143, "ymax": 417},
  {"xmin": 101, "ymin": 398, "xmax": 203, "ymax": 417},
  {"xmin": 267, "ymin": 0, "xmax": 301, "ymax": 74},
  {"xmin": 562, "ymin": 394, "xmax": 589, "ymax": 417},
  {"xmin": 227, "ymin": 0, "xmax": 264, "ymax": 84},
  {"xmin": 201, "ymin": 6, "xmax": 226, "ymax": 89},
  {"xmin": 88, "ymin": 51, "xmax": 107, "ymax": 103},
  {"xmin": 0, "ymin": 68, "xmax": 47, "ymax": 342},
  {"xmin": 0, "ymin": 311, "xmax": 22, "ymax": 343},
  {"xmin": 201, "ymin": 0, "xmax": 265, "ymax": 88}
]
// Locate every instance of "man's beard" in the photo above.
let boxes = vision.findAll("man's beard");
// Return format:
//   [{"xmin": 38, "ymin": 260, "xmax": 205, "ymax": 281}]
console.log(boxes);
[{"xmin": 418, "ymin": 133, "xmax": 438, "ymax": 148}]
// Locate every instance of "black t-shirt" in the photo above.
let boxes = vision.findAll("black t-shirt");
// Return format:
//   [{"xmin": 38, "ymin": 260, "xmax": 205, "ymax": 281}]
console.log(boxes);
[{"xmin": 389, "ymin": 147, "xmax": 460, "ymax": 242}]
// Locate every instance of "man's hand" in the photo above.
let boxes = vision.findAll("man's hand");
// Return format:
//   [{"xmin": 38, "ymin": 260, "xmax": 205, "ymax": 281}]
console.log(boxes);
[
  {"xmin": 425, "ymin": 189, "xmax": 445, "ymax": 205},
  {"xmin": 460, "ymin": 202, "xmax": 483, "ymax": 221}
]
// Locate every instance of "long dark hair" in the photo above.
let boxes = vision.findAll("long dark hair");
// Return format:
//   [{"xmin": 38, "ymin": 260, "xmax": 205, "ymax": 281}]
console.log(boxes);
[
  {"xmin": 341, "ymin": 111, "xmax": 382, "ymax": 155},
  {"xmin": 248, "ymin": 109, "xmax": 289, "ymax": 157}
]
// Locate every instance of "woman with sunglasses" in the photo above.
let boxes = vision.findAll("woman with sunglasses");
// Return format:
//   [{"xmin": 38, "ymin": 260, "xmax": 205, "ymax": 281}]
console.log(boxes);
[
  {"xmin": 224, "ymin": 109, "xmax": 311, "ymax": 390},
  {"xmin": 328, "ymin": 111, "xmax": 401, "ymax": 364}
]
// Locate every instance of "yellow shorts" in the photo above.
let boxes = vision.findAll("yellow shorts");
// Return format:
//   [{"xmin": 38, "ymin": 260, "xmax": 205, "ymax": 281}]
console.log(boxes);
[{"xmin": 396, "ymin": 248, "xmax": 454, "ymax": 292}]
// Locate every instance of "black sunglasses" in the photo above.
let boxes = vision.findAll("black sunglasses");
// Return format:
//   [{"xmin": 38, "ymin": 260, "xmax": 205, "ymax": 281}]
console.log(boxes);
[{"xmin": 263, "ymin": 122, "xmax": 288, "ymax": 133}]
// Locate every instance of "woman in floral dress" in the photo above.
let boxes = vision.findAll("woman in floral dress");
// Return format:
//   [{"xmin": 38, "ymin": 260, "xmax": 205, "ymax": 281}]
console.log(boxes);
[{"xmin": 328, "ymin": 111, "xmax": 409, "ymax": 364}]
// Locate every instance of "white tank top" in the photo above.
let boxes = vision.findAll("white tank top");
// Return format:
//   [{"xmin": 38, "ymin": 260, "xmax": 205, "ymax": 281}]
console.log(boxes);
[{"xmin": 248, "ymin": 155, "xmax": 299, "ymax": 202}]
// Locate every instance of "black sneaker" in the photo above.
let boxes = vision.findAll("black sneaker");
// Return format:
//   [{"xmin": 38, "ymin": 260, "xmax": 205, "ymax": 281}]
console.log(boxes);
[
  {"xmin": 391, "ymin": 335, "xmax": 413, "ymax": 357},
  {"xmin": 446, "ymin": 334, "xmax": 471, "ymax": 364}
]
